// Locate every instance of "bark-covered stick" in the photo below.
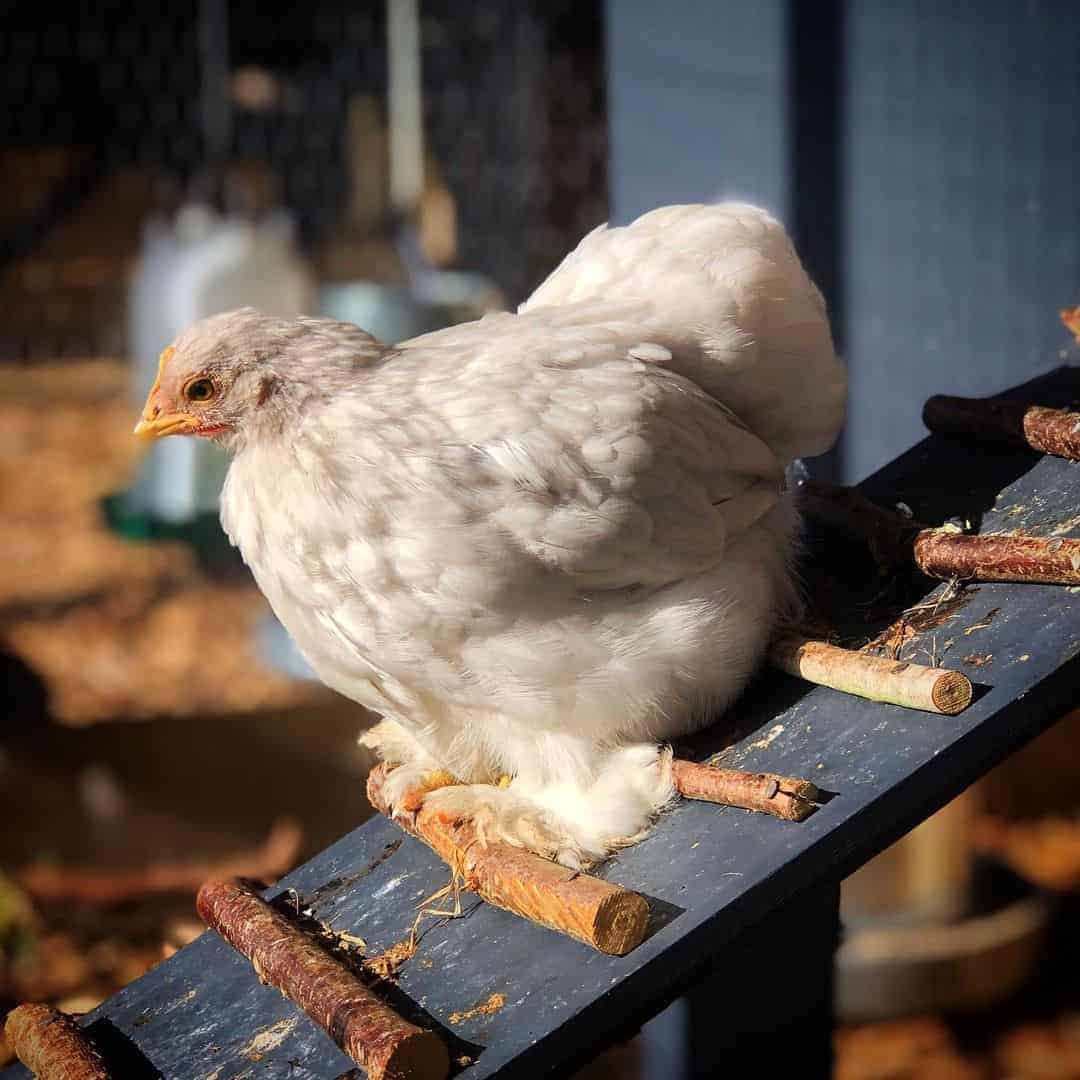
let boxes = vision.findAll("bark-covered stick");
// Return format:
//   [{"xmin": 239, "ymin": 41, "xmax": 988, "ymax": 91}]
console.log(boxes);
[
  {"xmin": 196, "ymin": 878, "xmax": 448, "ymax": 1080},
  {"xmin": 391, "ymin": 762, "xmax": 819, "ymax": 825},
  {"xmin": 914, "ymin": 528, "xmax": 1080, "ymax": 585},
  {"xmin": 799, "ymin": 482, "xmax": 1080, "ymax": 586},
  {"xmin": 5, "ymin": 1004, "xmax": 110, "ymax": 1080},
  {"xmin": 671, "ymin": 760, "xmax": 819, "ymax": 821},
  {"xmin": 367, "ymin": 763, "xmax": 649, "ymax": 956},
  {"xmin": 923, "ymin": 395, "xmax": 1080, "ymax": 461},
  {"xmin": 795, "ymin": 480, "xmax": 924, "ymax": 570},
  {"xmin": 771, "ymin": 635, "xmax": 972, "ymax": 715}
]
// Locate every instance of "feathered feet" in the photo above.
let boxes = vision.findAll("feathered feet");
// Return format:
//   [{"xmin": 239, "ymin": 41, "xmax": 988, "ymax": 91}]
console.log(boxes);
[{"xmin": 362, "ymin": 721, "xmax": 676, "ymax": 868}]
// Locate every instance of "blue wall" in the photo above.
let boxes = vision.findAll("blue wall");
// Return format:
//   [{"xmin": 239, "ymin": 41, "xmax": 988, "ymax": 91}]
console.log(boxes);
[
  {"xmin": 844, "ymin": 1, "xmax": 1080, "ymax": 479},
  {"xmin": 609, "ymin": 0, "xmax": 1080, "ymax": 482},
  {"xmin": 608, "ymin": 0, "xmax": 788, "ymax": 221}
]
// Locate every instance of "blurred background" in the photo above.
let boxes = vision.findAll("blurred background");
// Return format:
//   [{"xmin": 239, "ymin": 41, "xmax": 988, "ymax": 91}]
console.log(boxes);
[{"xmin": 2, "ymin": 0, "xmax": 1080, "ymax": 1076}]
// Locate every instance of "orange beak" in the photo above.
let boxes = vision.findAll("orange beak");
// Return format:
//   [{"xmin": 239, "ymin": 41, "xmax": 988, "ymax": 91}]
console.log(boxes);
[{"xmin": 133, "ymin": 347, "xmax": 199, "ymax": 440}]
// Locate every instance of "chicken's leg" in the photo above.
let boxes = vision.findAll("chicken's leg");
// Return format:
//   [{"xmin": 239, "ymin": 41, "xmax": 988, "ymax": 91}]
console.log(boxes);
[{"xmin": 421, "ymin": 743, "xmax": 675, "ymax": 869}]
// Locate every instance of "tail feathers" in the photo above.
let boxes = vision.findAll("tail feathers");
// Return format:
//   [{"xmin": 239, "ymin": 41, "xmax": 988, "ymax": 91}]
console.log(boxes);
[{"xmin": 521, "ymin": 202, "xmax": 846, "ymax": 465}]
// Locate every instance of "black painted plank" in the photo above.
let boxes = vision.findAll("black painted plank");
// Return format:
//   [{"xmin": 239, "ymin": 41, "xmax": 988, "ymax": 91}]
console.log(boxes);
[{"xmin": 7, "ymin": 367, "xmax": 1080, "ymax": 1080}]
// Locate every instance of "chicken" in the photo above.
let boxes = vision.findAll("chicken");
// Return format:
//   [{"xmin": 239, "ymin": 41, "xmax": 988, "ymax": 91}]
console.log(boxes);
[{"xmin": 135, "ymin": 202, "xmax": 845, "ymax": 867}]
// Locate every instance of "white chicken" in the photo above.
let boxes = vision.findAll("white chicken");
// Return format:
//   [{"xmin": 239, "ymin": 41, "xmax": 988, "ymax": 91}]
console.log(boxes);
[{"xmin": 135, "ymin": 202, "xmax": 845, "ymax": 867}]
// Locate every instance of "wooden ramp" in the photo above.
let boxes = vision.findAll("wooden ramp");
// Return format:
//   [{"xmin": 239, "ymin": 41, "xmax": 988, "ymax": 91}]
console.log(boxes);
[{"xmin": 7, "ymin": 367, "xmax": 1080, "ymax": 1079}]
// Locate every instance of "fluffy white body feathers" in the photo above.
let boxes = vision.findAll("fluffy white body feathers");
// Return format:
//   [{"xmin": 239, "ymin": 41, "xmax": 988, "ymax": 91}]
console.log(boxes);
[{"xmin": 216, "ymin": 203, "xmax": 846, "ymax": 865}]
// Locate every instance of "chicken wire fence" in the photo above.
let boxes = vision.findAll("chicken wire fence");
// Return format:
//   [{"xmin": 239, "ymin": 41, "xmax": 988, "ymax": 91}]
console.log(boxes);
[{"xmin": 0, "ymin": 0, "xmax": 606, "ymax": 361}]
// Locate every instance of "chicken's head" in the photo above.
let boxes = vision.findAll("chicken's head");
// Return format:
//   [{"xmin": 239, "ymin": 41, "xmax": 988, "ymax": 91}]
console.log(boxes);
[
  {"xmin": 134, "ymin": 309, "xmax": 277, "ymax": 446},
  {"xmin": 134, "ymin": 307, "xmax": 382, "ymax": 449}
]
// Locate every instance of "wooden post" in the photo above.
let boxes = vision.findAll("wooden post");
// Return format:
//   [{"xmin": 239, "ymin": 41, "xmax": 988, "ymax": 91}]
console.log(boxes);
[{"xmin": 686, "ymin": 881, "xmax": 840, "ymax": 1078}]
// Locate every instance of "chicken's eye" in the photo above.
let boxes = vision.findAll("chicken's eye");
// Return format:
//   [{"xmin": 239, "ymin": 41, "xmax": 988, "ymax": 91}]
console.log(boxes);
[{"xmin": 185, "ymin": 378, "xmax": 216, "ymax": 403}]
